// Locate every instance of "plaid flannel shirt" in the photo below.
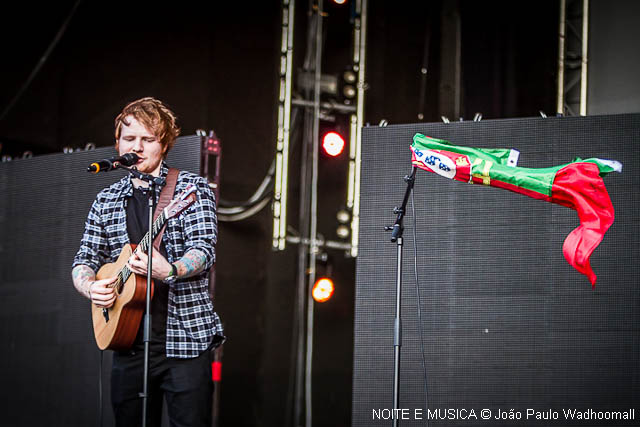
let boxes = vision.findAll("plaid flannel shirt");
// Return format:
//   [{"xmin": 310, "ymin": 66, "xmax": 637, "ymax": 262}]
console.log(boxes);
[{"xmin": 73, "ymin": 162, "xmax": 224, "ymax": 358}]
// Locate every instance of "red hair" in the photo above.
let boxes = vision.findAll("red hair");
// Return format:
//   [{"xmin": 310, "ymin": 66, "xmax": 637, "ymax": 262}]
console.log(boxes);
[{"xmin": 114, "ymin": 97, "xmax": 180, "ymax": 157}]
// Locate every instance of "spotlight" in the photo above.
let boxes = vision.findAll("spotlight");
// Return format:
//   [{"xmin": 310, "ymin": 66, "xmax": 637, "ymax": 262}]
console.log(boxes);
[
  {"xmin": 343, "ymin": 70, "xmax": 356, "ymax": 84},
  {"xmin": 341, "ymin": 69, "xmax": 357, "ymax": 105},
  {"xmin": 336, "ymin": 209, "xmax": 350, "ymax": 224},
  {"xmin": 333, "ymin": 0, "xmax": 347, "ymax": 4},
  {"xmin": 322, "ymin": 131, "xmax": 345, "ymax": 157},
  {"xmin": 336, "ymin": 225, "xmax": 350, "ymax": 239},
  {"xmin": 312, "ymin": 277, "xmax": 334, "ymax": 303},
  {"xmin": 205, "ymin": 136, "xmax": 220, "ymax": 154},
  {"xmin": 342, "ymin": 85, "xmax": 356, "ymax": 99}
]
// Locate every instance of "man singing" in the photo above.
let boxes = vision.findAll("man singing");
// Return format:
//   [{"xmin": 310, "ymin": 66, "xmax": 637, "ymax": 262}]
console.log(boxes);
[{"xmin": 72, "ymin": 97, "xmax": 224, "ymax": 426}]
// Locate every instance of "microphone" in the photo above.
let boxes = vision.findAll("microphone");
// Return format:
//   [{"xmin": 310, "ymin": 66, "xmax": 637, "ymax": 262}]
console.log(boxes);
[{"xmin": 87, "ymin": 153, "xmax": 139, "ymax": 173}]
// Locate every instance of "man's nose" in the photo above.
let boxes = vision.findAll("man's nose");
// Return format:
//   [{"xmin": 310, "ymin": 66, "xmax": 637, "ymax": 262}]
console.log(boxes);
[{"xmin": 132, "ymin": 138, "xmax": 144, "ymax": 152}]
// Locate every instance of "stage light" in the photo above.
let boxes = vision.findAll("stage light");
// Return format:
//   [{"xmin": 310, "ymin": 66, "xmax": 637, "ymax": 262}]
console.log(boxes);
[
  {"xmin": 336, "ymin": 225, "xmax": 350, "ymax": 239},
  {"xmin": 336, "ymin": 209, "xmax": 350, "ymax": 224},
  {"xmin": 342, "ymin": 85, "xmax": 356, "ymax": 99},
  {"xmin": 205, "ymin": 135, "xmax": 220, "ymax": 154},
  {"xmin": 333, "ymin": 0, "xmax": 347, "ymax": 4},
  {"xmin": 341, "ymin": 69, "xmax": 357, "ymax": 105},
  {"xmin": 322, "ymin": 131, "xmax": 345, "ymax": 157},
  {"xmin": 343, "ymin": 70, "xmax": 356, "ymax": 84},
  {"xmin": 312, "ymin": 277, "xmax": 334, "ymax": 303}
]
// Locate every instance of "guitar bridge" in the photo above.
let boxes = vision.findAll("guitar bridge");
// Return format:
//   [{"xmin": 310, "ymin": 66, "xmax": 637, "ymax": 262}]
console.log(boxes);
[{"xmin": 102, "ymin": 308, "xmax": 109, "ymax": 322}]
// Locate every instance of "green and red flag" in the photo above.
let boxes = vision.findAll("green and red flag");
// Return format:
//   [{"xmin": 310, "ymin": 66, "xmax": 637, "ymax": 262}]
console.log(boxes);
[{"xmin": 410, "ymin": 133, "xmax": 622, "ymax": 287}]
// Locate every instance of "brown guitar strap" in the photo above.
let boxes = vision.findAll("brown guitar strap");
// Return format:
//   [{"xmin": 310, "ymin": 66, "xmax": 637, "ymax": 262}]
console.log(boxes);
[{"xmin": 152, "ymin": 167, "xmax": 180, "ymax": 251}]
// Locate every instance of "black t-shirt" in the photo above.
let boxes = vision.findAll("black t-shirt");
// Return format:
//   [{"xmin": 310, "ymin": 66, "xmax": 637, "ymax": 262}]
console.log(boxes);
[{"xmin": 126, "ymin": 186, "xmax": 170, "ymax": 354}]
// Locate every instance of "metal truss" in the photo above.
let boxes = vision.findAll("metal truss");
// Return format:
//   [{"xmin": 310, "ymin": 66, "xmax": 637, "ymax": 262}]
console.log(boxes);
[
  {"xmin": 557, "ymin": 0, "xmax": 589, "ymax": 116},
  {"xmin": 272, "ymin": 1, "xmax": 368, "ymax": 427}
]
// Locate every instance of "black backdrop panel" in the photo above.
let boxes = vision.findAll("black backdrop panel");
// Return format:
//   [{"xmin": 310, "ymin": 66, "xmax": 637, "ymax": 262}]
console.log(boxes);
[
  {"xmin": 352, "ymin": 115, "xmax": 640, "ymax": 426},
  {"xmin": 0, "ymin": 136, "xmax": 200, "ymax": 427}
]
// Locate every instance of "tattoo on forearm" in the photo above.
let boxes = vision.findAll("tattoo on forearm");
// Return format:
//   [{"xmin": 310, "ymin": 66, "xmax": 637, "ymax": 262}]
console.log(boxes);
[
  {"xmin": 72, "ymin": 265, "xmax": 96, "ymax": 299},
  {"xmin": 175, "ymin": 250, "xmax": 208, "ymax": 278}
]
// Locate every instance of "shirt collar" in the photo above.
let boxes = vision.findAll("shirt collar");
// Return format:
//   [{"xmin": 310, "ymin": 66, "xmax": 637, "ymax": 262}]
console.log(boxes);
[{"xmin": 121, "ymin": 161, "xmax": 169, "ymax": 197}]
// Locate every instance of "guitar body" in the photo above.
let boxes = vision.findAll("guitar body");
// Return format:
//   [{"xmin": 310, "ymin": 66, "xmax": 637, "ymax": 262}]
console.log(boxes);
[
  {"xmin": 91, "ymin": 244, "xmax": 154, "ymax": 351},
  {"xmin": 88, "ymin": 183, "xmax": 197, "ymax": 351}
]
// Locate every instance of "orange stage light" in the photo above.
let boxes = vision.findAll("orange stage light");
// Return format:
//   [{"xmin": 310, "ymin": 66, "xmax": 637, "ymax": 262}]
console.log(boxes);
[{"xmin": 312, "ymin": 277, "xmax": 335, "ymax": 303}]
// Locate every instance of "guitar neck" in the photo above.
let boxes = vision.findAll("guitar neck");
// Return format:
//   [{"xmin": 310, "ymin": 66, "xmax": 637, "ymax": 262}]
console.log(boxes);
[
  {"xmin": 116, "ymin": 211, "xmax": 167, "ymax": 287},
  {"xmin": 137, "ymin": 211, "xmax": 167, "ymax": 254}
]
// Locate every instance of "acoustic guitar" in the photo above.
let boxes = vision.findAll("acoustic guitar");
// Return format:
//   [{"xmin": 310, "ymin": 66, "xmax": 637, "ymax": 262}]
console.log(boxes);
[{"xmin": 92, "ymin": 184, "xmax": 197, "ymax": 350}]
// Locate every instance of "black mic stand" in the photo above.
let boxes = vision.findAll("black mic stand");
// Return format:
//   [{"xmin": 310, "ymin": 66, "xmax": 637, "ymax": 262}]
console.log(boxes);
[
  {"xmin": 116, "ymin": 163, "xmax": 165, "ymax": 427},
  {"xmin": 384, "ymin": 166, "xmax": 416, "ymax": 427}
]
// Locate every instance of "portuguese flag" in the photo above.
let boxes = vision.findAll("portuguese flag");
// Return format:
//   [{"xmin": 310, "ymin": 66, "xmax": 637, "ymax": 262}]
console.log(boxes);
[{"xmin": 410, "ymin": 133, "xmax": 622, "ymax": 287}]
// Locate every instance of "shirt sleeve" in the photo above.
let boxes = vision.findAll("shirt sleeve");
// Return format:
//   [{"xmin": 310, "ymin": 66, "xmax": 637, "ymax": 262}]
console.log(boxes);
[
  {"xmin": 182, "ymin": 176, "xmax": 217, "ymax": 271},
  {"xmin": 72, "ymin": 197, "xmax": 110, "ymax": 273}
]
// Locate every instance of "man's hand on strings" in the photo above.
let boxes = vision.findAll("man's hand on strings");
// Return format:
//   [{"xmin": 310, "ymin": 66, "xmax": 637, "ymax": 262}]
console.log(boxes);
[
  {"xmin": 128, "ymin": 249, "xmax": 173, "ymax": 281},
  {"xmin": 89, "ymin": 277, "xmax": 118, "ymax": 308}
]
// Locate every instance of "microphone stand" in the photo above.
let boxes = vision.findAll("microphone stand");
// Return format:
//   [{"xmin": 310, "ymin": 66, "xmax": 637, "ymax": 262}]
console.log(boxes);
[
  {"xmin": 385, "ymin": 166, "xmax": 416, "ymax": 427},
  {"xmin": 115, "ymin": 163, "xmax": 165, "ymax": 427}
]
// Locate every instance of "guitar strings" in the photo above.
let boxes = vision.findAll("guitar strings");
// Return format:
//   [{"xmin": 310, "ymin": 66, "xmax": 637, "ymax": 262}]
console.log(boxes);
[{"xmin": 107, "ymin": 211, "xmax": 167, "ymax": 291}]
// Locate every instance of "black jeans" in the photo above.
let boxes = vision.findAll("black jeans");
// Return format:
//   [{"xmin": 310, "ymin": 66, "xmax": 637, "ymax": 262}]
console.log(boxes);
[{"xmin": 111, "ymin": 349, "xmax": 213, "ymax": 427}]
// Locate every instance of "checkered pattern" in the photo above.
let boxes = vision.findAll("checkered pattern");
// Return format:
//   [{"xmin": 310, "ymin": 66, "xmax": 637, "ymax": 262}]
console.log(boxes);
[{"xmin": 73, "ymin": 163, "xmax": 224, "ymax": 358}]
